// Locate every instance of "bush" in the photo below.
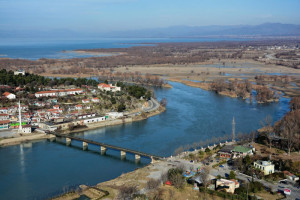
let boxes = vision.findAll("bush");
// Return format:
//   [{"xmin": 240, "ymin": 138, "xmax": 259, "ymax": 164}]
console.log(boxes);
[
  {"xmin": 169, "ymin": 173, "xmax": 185, "ymax": 189},
  {"xmin": 167, "ymin": 168, "xmax": 183, "ymax": 180},
  {"xmin": 205, "ymin": 147, "xmax": 211, "ymax": 153},
  {"xmin": 167, "ymin": 167, "xmax": 185, "ymax": 189},
  {"xmin": 146, "ymin": 178, "xmax": 161, "ymax": 190},
  {"xmin": 117, "ymin": 185, "xmax": 137, "ymax": 200}
]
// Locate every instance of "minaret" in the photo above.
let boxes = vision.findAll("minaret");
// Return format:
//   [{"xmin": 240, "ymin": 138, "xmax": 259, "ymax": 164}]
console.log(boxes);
[
  {"xmin": 232, "ymin": 117, "xmax": 235, "ymax": 142},
  {"xmin": 18, "ymin": 101, "xmax": 22, "ymax": 132}
]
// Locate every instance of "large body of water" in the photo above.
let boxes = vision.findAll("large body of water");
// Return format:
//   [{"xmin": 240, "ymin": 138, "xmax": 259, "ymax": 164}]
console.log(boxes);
[
  {"xmin": 0, "ymin": 37, "xmax": 247, "ymax": 60},
  {"xmin": 0, "ymin": 81, "xmax": 290, "ymax": 200}
]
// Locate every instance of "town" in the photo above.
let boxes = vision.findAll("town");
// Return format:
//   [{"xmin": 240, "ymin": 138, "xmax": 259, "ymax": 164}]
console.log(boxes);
[{"xmin": 0, "ymin": 69, "xmax": 163, "ymax": 142}]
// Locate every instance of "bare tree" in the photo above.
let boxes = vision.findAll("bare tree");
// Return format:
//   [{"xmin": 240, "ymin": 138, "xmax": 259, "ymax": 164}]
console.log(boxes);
[
  {"xmin": 199, "ymin": 166, "xmax": 211, "ymax": 199},
  {"xmin": 260, "ymin": 115, "xmax": 273, "ymax": 149},
  {"xmin": 283, "ymin": 112, "xmax": 299, "ymax": 156}
]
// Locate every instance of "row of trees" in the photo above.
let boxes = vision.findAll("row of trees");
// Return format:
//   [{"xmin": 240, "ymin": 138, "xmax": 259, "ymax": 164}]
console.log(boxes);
[
  {"xmin": 0, "ymin": 69, "xmax": 99, "ymax": 88},
  {"xmin": 260, "ymin": 97, "xmax": 300, "ymax": 155},
  {"xmin": 98, "ymin": 71, "xmax": 166, "ymax": 87}
]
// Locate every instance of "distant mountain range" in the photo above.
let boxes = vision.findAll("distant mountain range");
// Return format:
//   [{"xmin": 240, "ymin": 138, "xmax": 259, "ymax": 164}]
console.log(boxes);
[{"xmin": 1, "ymin": 23, "xmax": 300, "ymax": 39}]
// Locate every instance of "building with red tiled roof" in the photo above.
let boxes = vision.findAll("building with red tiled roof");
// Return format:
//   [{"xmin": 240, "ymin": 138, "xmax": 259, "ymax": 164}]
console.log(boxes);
[
  {"xmin": 3, "ymin": 92, "xmax": 16, "ymax": 99},
  {"xmin": 98, "ymin": 83, "xmax": 121, "ymax": 92},
  {"xmin": 35, "ymin": 88, "xmax": 83, "ymax": 98},
  {"xmin": 91, "ymin": 97, "xmax": 100, "ymax": 103},
  {"xmin": 82, "ymin": 99, "xmax": 90, "ymax": 103}
]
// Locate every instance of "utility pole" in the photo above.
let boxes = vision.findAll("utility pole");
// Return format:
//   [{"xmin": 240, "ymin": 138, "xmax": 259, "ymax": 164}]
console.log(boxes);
[{"xmin": 232, "ymin": 117, "xmax": 235, "ymax": 142}]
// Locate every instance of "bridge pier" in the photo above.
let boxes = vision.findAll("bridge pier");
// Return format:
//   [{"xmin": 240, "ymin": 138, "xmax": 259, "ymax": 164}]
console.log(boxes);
[
  {"xmin": 49, "ymin": 134, "xmax": 56, "ymax": 142},
  {"xmin": 100, "ymin": 146, "xmax": 106, "ymax": 155},
  {"xmin": 83, "ymin": 141, "xmax": 88, "ymax": 150},
  {"xmin": 150, "ymin": 156, "xmax": 154, "ymax": 164},
  {"xmin": 135, "ymin": 154, "xmax": 141, "ymax": 162},
  {"xmin": 66, "ymin": 138, "xmax": 71, "ymax": 146},
  {"xmin": 121, "ymin": 151, "xmax": 126, "ymax": 159}
]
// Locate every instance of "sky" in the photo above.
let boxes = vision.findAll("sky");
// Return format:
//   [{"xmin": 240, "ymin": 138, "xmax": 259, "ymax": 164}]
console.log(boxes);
[{"xmin": 1, "ymin": 0, "xmax": 300, "ymax": 32}]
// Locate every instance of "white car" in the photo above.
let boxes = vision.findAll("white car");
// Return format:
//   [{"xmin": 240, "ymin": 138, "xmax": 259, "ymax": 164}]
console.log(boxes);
[{"xmin": 284, "ymin": 188, "xmax": 291, "ymax": 195}]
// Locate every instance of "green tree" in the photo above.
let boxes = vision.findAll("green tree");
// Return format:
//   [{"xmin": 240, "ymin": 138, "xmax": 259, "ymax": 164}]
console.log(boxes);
[{"xmin": 228, "ymin": 170, "xmax": 236, "ymax": 179}]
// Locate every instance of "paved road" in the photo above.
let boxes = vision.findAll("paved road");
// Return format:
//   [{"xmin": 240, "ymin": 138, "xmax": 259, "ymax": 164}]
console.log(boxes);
[{"xmin": 143, "ymin": 97, "xmax": 160, "ymax": 112}]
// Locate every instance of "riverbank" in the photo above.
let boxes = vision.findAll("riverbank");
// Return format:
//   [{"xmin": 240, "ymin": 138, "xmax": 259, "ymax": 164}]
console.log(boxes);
[
  {"xmin": 52, "ymin": 141, "xmax": 232, "ymax": 200},
  {"xmin": 0, "ymin": 133, "xmax": 55, "ymax": 147}
]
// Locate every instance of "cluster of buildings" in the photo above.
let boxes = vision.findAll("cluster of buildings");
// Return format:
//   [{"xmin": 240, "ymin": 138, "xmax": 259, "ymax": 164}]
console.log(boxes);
[{"xmin": 218, "ymin": 145, "xmax": 253, "ymax": 159}]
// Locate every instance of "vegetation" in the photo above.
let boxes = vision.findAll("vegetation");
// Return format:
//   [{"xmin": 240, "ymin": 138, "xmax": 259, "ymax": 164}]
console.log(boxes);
[
  {"xmin": 167, "ymin": 168, "xmax": 185, "ymax": 189},
  {"xmin": 0, "ymin": 69, "xmax": 98, "ymax": 88},
  {"xmin": 258, "ymin": 97, "xmax": 300, "ymax": 155}
]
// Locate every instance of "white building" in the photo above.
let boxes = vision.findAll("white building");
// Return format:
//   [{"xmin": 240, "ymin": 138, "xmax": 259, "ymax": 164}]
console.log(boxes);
[
  {"xmin": 35, "ymin": 88, "xmax": 83, "ymax": 98},
  {"xmin": 91, "ymin": 97, "xmax": 100, "ymax": 103},
  {"xmin": 0, "ymin": 113, "xmax": 9, "ymax": 120},
  {"xmin": 82, "ymin": 99, "xmax": 90, "ymax": 103},
  {"xmin": 254, "ymin": 160, "xmax": 274, "ymax": 175},
  {"xmin": 3, "ymin": 92, "xmax": 16, "ymax": 100},
  {"xmin": 98, "ymin": 83, "xmax": 121, "ymax": 92},
  {"xmin": 14, "ymin": 69, "xmax": 25, "ymax": 75},
  {"xmin": 83, "ymin": 116, "xmax": 105, "ymax": 124},
  {"xmin": 106, "ymin": 112, "xmax": 123, "ymax": 119},
  {"xmin": 21, "ymin": 125, "xmax": 32, "ymax": 134}
]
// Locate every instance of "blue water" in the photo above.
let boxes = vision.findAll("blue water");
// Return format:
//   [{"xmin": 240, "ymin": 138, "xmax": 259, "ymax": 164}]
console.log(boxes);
[
  {"xmin": 0, "ymin": 81, "xmax": 290, "ymax": 200},
  {"xmin": 0, "ymin": 38, "xmax": 247, "ymax": 60}
]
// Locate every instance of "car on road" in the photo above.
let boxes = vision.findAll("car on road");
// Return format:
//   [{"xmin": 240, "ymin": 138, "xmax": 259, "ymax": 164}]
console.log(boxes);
[
  {"xmin": 284, "ymin": 188, "xmax": 291, "ymax": 195},
  {"xmin": 279, "ymin": 180, "xmax": 287, "ymax": 184}
]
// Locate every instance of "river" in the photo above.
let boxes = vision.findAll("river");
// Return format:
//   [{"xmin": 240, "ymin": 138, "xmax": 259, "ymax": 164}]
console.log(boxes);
[{"xmin": 0, "ymin": 81, "xmax": 290, "ymax": 200}]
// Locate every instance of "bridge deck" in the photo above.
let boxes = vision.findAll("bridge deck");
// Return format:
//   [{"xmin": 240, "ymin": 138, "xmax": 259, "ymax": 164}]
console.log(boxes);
[{"xmin": 53, "ymin": 133, "xmax": 163, "ymax": 160}]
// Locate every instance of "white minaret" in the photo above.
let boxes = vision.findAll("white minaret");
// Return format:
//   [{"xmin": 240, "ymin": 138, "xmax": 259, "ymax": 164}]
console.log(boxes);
[
  {"xmin": 18, "ymin": 101, "xmax": 22, "ymax": 132},
  {"xmin": 232, "ymin": 117, "xmax": 235, "ymax": 142}
]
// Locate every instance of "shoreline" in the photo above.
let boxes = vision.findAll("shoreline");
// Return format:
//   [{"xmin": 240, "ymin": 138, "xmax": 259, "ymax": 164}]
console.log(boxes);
[{"xmin": 0, "ymin": 106, "xmax": 166, "ymax": 147}]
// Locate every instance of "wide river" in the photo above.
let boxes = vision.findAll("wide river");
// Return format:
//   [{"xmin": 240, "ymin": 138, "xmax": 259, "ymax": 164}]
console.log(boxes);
[{"xmin": 0, "ymin": 81, "xmax": 290, "ymax": 200}]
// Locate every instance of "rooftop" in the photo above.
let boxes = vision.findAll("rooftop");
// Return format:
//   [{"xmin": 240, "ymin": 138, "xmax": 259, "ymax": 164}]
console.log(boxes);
[
  {"xmin": 254, "ymin": 160, "xmax": 273, "ymax": 166},
  {"xmin": 233, "ymin": 146, "xmax": 251, "ymax": 153}
]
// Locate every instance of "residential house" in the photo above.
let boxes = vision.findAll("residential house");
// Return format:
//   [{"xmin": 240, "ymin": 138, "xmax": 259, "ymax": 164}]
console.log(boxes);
[
  {"xmin": 82, "ymin": 99, "xmax": 90, "ymax": 104},
  {"xmin": 75, "ymin": 105, "xmax": 82, "ymax": 110},
  {"xmin": 216, "ymin": 179, "xmax": 239, "ymax": 194},
  {"xmin": 254, "ymin": 160, "xmax": 274, "ymax": 175},
  {"xmin": 0, "ymin": 107, "xmax": 8, "ymax": 114},
  {"xmin": 14, "ymin": 69, "xmax": 25, "ymax": 75},
  {"xmin": 53, "ymin": 105, "xmax": 60, "ymax": 109},
  {"xmin": 3, "ymin": 92, "xmax": 16, "ymax": 100},
  {"xmin": 0, "ymin": 120, "xmax": 10, "ymax": 130},
  {"xmin": 91, "ymin": 97, "xmax": 100, "ymax": 103},
  {"xmin": 98, "ymin": 83, "xmax": 121, "ymax": 92},
  {"xmin": 0, "ymin": 113, "xmax": 9, "ymax": 121},
  {"xmin": 283, "ymin": 171, "xmax": 299, "ymax": 182}
]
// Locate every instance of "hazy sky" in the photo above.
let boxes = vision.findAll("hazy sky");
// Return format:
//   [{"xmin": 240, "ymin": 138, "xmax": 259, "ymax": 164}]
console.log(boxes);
[{"xmin": 1, "ymin": 0, "xmax": 300, "ymax": 32}]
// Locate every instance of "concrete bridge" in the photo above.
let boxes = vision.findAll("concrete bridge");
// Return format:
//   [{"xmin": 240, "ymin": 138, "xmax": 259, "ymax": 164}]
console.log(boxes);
[{"xmin": 50, "ymin": 133, "xmax": 163, "ymax": 163}]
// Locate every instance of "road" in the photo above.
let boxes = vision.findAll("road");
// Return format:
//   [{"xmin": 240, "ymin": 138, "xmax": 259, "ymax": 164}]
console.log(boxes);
[
  {"xmin": 167, "ymin": 154, "xmax": 300, "ymax": 200},
  {"xmin": 210, "ymin": 164, "xmax": 300, "ymax": 200},
  {"xmin": 143, "ymin": 97, "xmax": 160, "ymax": 112},
  {"xmin": 126, "ymin": 97, "xmax": 160, "ymax": 117}
]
